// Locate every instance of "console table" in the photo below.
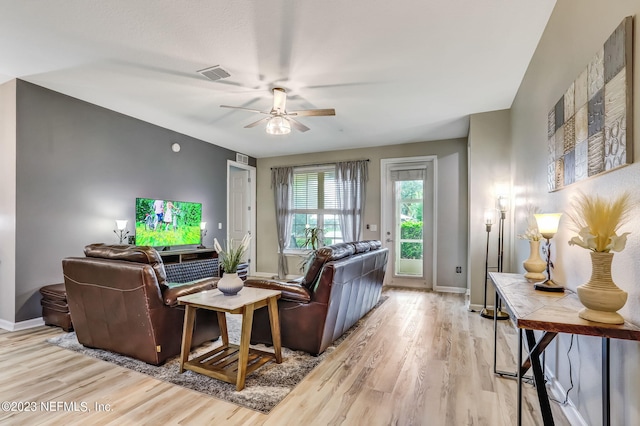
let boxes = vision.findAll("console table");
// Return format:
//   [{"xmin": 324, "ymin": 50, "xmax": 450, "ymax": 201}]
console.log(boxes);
[
  {"xmin": 159, "ymin": 247, "xmax": 217, "ymax": 264},
  {"xmin": 489, "ymin": 272, "xmax": 640, "ymax": 426}
]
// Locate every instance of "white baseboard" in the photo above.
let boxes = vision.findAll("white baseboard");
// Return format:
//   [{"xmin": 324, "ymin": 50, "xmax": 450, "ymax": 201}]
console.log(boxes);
[
  {"xmin": 434, "ymin": 285, "xmax": 467, "ymax": 294},
  {"xmin": 544, "ymin": 368, "xmax": 587, "ymax": 426},
  {"xmin": 0, "ymin": 317, "xmax": 45, "ymax": 332}
]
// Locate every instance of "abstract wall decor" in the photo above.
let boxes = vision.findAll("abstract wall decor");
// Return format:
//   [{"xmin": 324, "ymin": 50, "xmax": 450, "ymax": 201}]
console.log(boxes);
[{"xmin": 547, "ymin": 16, "xmax": 633, "ymax": 191}]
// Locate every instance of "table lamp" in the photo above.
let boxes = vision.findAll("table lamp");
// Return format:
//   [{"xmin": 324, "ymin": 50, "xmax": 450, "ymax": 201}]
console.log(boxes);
[
  {"xmin": 114, "ymin": 220, "xmax": 129, "ymax": 244},
  {"xmin": 198, "ymin": 222, "xmax": 207, "ymax": 249},
  {"xmin": 533, "ymin": 213, "xmax": 564, "ymax": 292}
]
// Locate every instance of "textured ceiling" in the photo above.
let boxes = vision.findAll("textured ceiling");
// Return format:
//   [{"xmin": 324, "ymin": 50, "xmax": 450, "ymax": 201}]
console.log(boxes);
[{"xmin": 0, "ymin": 0, "xmax": 556, "ymax": 158}]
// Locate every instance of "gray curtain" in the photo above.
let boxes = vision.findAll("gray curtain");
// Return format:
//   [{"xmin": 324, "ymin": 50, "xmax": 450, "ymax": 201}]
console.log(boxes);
[
  {"xmin": 272, "ymin": 167, "xmax": 294, "ymax": 279},
  {"xmin": 336, "ymin": 160, "xmax": 368, "ymax": 243}
]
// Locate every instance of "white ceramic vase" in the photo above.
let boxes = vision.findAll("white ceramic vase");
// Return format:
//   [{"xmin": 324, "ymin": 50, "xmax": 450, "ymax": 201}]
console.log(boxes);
[
  {"xmin": 576, "ymin": 251, "xmax": 627, "ymax": 324},
  {"xmin": 217, "ymin": 272, "xmax": 244, "ymax": 296},
  {"xmin": 523, "ymin": 240, "xmax": 546, "ymax": 280}
]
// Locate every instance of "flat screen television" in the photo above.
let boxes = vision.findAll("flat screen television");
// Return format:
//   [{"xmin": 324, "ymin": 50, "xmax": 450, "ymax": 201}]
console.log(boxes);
[{"xmin": 135, "ymin": 198, "xmax": 202, "ymax": 247}]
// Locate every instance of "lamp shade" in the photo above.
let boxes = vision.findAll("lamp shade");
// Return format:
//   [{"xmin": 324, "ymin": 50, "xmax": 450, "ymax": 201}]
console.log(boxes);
[
  {"xmin": 483, "ymin": 209, "xmax": 496, "ymax": 225},
  {"xmin": 534, "ymin": 213, "xmax": 562, "ymax": 238},
  {"xmin": 200, "ymin": 222, "xmax": 207, "ymax": 230},
  {"xmin": 497, "ymin": 195, "xmax": 509, "ymax": 212},
  {"xmin": 266, "ymin": 116, "xmax": 291, "ymax": 135},
  {"xmin": 115, "ymin": 220, "xmax": 128, "ymax": 231}
]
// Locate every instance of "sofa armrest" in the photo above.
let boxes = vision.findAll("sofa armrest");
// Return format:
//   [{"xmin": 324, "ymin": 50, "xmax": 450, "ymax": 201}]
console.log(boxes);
[
  {"xmin": 162, "ymin": 277, "xmax": 219, "ymax": 307},
  {"xmin": 244, "ymin": 278, "xmax": 311, "ymax": 303}
]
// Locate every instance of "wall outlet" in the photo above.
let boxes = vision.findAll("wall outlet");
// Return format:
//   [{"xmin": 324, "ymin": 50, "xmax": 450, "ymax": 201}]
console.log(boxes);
[{"xmin": 456, "ymin": 266, "xmax": 462, "ymax": 273}]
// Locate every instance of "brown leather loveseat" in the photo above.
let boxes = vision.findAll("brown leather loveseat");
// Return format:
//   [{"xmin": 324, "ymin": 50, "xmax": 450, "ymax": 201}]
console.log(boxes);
[
  {"xmin": 244, "ymin": 240, "xmax": 388, "ymax": 355},
  {"xmin": 62, "ymin": 244, "xmax": 221, "ymax": 365}
]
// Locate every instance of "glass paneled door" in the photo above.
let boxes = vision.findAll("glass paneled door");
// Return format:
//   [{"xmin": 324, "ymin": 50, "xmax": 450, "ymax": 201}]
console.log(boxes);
[
  {"xmin": 381, "ymin": 157, "xmax": 435, "ymax": 289},
  {"xmin": 395, "ymin": 177, "xmax": 423, "ymax": 277}
]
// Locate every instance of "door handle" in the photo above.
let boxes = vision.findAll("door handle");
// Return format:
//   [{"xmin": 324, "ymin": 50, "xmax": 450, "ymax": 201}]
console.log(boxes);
[{"xmin": 386, "ymin": 238, "xmax": 393, "ymax": 242}]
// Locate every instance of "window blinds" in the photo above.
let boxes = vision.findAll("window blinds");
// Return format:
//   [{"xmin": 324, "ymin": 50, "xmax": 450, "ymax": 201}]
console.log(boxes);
[{"xmin": 292, "ymin": 167, "xmax": 337, "ymax": 211}]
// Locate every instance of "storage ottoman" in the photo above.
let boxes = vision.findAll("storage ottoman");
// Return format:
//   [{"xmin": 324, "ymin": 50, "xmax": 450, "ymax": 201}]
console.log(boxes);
[{"xmin": 40, "ymin": 283, "xmax": 73, "ymax": 332}]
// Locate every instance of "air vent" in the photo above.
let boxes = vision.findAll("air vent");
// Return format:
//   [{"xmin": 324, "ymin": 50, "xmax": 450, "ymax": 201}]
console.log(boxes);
[
  {"xmin": 236, "ymin": 153, "xmax": 249, "ymax": 165},
  {"xmin": 197, "ymin": 65, "xmax": 230, "ymax": 82}
]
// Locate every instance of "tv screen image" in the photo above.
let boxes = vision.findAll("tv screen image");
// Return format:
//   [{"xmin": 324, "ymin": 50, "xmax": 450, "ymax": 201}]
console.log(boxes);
[{"xmin": 135, "ymin": 198, "xmax": 202, "ymax": 247}]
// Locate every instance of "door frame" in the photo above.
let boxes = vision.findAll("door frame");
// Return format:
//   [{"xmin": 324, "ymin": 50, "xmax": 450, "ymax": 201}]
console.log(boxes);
[
  {"xmin": 380, "ymin": 156, "xmax": 438, "ymax": 290},
  {"xmin": 226, "ymin": 160, "xmax": 257, "ymax": 275}
]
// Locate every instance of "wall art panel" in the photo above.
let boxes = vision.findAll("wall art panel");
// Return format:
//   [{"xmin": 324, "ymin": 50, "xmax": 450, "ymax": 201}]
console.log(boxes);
[{"xmin": 547, "ymin": 16, "xmax": 633, "ymax": 191}]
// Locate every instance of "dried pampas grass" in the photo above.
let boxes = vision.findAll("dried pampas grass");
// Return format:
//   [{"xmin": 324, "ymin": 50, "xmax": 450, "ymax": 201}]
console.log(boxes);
[{"xmin": 566, "ymin": 191, "xmax": 633, "ymax": 252}]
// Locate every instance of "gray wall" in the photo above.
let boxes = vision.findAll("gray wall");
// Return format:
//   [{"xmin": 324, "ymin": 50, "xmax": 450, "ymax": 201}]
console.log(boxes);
[
  {"xmin": 467, "ymin": 110, "xmax": 512, "ymax": 309},
  {"xmin": 255, "ymin": 138, "xmax": 468, "ymax": 290},
  {"xmin": 0, "ymin": 80, "xmax": 16, "ymax": 325},
  {"xmin": 14, "ymin": 80, "xmax": 255, "ymax": 321},
  {"xmin": 510, "ymin": 1, "xmax": 640, "ymax": 424}
]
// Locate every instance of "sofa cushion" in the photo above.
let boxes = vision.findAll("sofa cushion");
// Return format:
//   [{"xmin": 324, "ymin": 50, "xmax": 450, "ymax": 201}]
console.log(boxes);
[
  {"xmin": 300, "ymin": 243, "xmax": 356, "ymax": 289},
  {"xmin": 244, "ymin": 278, "xmax": 311, "ymax": 303},
  {"xmin": 39, "ymin": 283, "xmax": 68, "ymax": 301},
  {"xmin": 349, "ymin": 241, "xmax": 372, "ymax": 254},
  {"xmin": 84, "ymin": 243, "xmax": 168, "ymax": 288},
  {"xmin": 366, "ymin": 240, "xmax": 382, "ymax": 250}
]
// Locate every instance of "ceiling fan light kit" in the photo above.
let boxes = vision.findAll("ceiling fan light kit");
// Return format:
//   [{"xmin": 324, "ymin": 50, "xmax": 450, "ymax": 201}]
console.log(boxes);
[
  {"xmin": 220, "ymin": 87, "xmax": 335, "ymax": 135},
  {"xmin": 266, "ymin": 116, "xmax": 291, "ymax": 135}
]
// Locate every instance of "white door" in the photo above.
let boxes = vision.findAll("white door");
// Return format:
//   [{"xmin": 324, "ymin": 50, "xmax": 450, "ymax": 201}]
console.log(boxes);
[
  {"xmin": 227, "ymin": 161, "xmax": 256, "ymax": 274},
  {"xmin": 381, "ymin": 157, "xmax": 437, "ymax": 289}
]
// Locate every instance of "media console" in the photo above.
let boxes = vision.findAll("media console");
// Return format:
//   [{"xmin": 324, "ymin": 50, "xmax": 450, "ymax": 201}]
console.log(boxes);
[{"xmin": 158, "ymin": 248, "xmax": 217, "ymax": 264}]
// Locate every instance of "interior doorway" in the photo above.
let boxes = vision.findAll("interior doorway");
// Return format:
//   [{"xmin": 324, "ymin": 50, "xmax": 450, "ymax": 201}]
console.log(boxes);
[
  {"xmin": 380, "ymin": 156, "xmax": 437, "ymax": 289},
  {"xmin": 227, "ymin": 160, "xmax": 256, "ymax": 275}
]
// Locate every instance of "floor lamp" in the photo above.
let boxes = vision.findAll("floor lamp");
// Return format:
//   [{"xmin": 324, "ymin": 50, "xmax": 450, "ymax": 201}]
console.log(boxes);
[
  {"xmin": 481, "ymin": 198, "xmax": 510, "ymax": 320},
  {"xmin": 480, "ymin": 211, "xmax": 495, "ymax": 319}
]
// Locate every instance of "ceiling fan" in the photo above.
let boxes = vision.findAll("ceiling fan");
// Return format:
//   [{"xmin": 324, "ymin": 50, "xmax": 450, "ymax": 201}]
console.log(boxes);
[{"xmin": 220, "ymin": 88, "xmax": 336, "ymax": 135}]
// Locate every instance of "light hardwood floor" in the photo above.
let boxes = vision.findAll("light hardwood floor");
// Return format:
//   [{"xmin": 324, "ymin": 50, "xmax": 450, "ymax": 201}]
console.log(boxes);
[{"xmin": 0, "ymin": 289, "xmax": 571, "ymax": 425}]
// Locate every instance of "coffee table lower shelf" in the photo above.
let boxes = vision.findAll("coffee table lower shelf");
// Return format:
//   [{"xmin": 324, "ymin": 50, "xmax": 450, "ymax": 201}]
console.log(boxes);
[{"xmin": 182, "ymin": 343, "xmax": 277, "ymax": 385}]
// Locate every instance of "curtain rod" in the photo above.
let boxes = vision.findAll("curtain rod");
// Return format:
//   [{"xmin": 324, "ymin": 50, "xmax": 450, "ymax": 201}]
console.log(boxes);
[{"xmin": 270, "ymin": 159, "xmax": 369, "ymax": 170}]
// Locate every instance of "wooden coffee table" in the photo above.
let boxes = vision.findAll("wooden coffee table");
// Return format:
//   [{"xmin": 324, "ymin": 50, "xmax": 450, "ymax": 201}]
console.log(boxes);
[{"xmin": 178, "ymin": 287, "xmax": 282, "ymax": 391}]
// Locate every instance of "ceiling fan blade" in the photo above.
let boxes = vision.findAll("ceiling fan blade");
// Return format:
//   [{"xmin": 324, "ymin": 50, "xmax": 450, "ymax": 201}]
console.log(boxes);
[
  {"xmin": 288, "ymin": 117, "xmax": 310, "ymax": 132},
  {"xmin": 220, "ymin": 105, "xmax": 266, "ymax": 114},
  {"xmin": 272, "ymin": 87, "xmax": 287, "ymax": 113},
  {"xmin": 244, "ymin": 117, "xmax": 270, "ymax": 128},
  {"xmin": 288, "ymin": 108, "xmax": 336, "ymax": 117}
]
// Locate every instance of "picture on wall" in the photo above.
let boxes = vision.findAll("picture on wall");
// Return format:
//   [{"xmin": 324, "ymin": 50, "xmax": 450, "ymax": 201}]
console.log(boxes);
[{"xmin": 547, "ymin": 16, "xmax": 633, "ymax": 192}]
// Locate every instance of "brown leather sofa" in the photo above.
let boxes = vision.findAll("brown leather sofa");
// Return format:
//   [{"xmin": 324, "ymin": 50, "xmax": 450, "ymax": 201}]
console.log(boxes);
[
  {"xmin": 244, "ymin": 240, "xmax": 388, "ymax": 355},
  {"xmin": 62, "ymin": 244, "xmax": 221, "ymax": 365}
]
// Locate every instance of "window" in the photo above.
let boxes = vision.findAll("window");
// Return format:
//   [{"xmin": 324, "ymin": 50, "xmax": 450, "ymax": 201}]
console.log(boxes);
[{"xmin": 289, "ymin": 166, "xmax": 343, "ymax": 250}]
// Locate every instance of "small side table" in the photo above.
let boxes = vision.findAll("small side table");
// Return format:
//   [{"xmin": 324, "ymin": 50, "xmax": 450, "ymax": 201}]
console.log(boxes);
[{"xmin": 178, "ymin": 287, "xmax": 282, "ymax": 391}]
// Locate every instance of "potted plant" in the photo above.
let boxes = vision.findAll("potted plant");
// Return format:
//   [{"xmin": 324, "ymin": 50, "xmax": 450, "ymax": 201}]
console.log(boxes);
[
  {"xmin": 297, "ymin": 227, "xmax": 324, "ymax": 273},
  {"xmin": 303, "ymin": 226, "xmax": 324, "ymax": 250},
  {"xmin": 214, "ymin": 233, "xmax": 251, "ymax": 296},
  {"xmin": 566, "ymin": 191, "xmax": 632, "ymax": 324}
]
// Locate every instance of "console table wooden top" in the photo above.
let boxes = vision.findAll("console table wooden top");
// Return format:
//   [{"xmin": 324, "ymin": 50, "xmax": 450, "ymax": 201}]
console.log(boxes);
[{"xmin": 489, "ymin": 272, "xmax": 640, "ymax": 341}]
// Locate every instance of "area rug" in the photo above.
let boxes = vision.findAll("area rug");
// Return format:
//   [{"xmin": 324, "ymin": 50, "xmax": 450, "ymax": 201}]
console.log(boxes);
[{"xmin": 46, "ymin": 296, "xmax": 386, "ymax": 414}]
